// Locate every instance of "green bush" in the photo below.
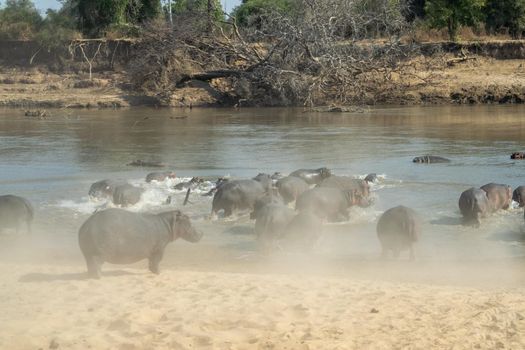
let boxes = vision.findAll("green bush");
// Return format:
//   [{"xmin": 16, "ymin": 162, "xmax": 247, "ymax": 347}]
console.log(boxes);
[
  {"xmin": 425, "ymin": 0, "xmax": 485, "ymax": 41},
  {"xmin": 485, "ymin": 0, "xmax": 525, "ymax": 38},
  {"xmin": 0, "ymin": 0, "xmax": 42, "ymax": 40}
]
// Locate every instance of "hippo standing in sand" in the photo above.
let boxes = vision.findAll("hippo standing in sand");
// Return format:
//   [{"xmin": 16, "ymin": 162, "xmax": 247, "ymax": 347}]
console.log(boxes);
[
  {"xmin": 211, "ymin": 179, "xmax": 267, "ymax": 217},
  {"xmin": 113, "ymin": 184, "xmax": 144, "ymax": 207},
  {"xmin": 146, "ymin": 172, "xmax": 177, "ymax": 183},
  {"xmin": 318, "ymin": 176, "xmax": 371, "ymax": 207},
  {"xmin": 290, "ymin": 167, "xmax": 331, "ymax": 185},
  {"xmin": 89, "ymin": 179, "xmax": 123, "ymax": 200},
  {"xmin": 276, "ymin": 176, "xmax": 310, "ymax": 204},
  {"xmin": 458, "ymin": 188, "xmax": 490, "ymax": 227},
  {"xmin": 377, "ymin": 206, "xmax": 421, "ymax": 260},
  {"xmin": 296, "ymin": 187, "xmax": 361, "ymax": 222},
  {"xmin": 78, "ymin": 208, "xmax": 202, "ymax": 278},
  {"xmin": 480, "ymin": 183, "xmax": 512, "ymax": 212},
  {"xmin": 413, "ymin": 156, "xmax": 450, "ymax": 163},
  {"xmin": 0, "ymin": 195, "xmax": 33, "ymax": 234},
  {"xmin": 282, "ymin": 211, "xmax": 323, "ymax": 251},
  {"xmin": 512, "ymin": 186, "xmax": 525, "ymax": 207}
]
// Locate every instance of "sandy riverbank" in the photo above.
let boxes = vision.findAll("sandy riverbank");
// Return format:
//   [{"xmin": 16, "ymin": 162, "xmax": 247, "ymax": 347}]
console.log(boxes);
[{"xmin": 0, "ymin": 260, "xmax": 524, "ymax": 350}]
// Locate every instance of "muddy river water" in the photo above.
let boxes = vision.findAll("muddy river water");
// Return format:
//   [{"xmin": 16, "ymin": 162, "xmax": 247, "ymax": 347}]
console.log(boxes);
[{"xmin": 1, "ymin": 105, "xmax": 525, "ymax": 287}]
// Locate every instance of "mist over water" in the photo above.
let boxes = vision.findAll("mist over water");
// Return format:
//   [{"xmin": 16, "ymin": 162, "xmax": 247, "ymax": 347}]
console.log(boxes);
[{"xmin": 1, "ymin": 105, "xmax": 525, "ymax": 287}]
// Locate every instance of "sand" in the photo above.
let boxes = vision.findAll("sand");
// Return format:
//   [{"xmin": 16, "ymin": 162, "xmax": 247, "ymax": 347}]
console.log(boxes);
[{"xmin": 0, "ymin": 262, "xmax": 524, "ymax": 350}]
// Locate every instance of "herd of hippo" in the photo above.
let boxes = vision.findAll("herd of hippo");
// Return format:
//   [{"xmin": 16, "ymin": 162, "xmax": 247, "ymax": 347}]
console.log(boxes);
[{"xmin": 1, "ymin": 155, "xmax": 524, "ymax": 278}]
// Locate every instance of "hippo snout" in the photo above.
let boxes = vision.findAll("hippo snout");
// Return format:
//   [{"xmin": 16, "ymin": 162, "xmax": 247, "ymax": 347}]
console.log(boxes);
[{"xmin": 183, "ymin": 229, "xmax": 203, "ymax": 243}]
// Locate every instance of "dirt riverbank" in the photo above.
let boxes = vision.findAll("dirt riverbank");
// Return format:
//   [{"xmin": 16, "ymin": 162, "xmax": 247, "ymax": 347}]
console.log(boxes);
[{"xmin": 1, "ymin": 41, "xmax": 525, "ymax": 109}]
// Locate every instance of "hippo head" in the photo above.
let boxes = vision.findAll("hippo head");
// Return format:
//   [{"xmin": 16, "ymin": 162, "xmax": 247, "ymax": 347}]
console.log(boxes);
[
  {"xmin": 317, "ymin": 167, "xmax": 331, "ymax": 179},
  {"xmin": 169, "ymin": 211, "xmax": 203, "ymax": 243}
]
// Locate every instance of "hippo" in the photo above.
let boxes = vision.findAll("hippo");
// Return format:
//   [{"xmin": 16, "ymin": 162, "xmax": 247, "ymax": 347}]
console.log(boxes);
[
  {"xmin": 146, "ymin": 171, "xmax": 177, "ymax": 183},
  {"xmin": 211, "ymin": 179, "xmax": 267, "ymax": 217},
  {"xmin": 112, "ymin": 184, "xmax": 144, "ymax": 207},
  {"xmin": 412, "ymin": 156, "xmax": 450, "ymax": 163},
  {"xmin": 376, "ymin": 206, "xmax": 421, "ymax": 260},
  {"xmin": 173, "ymin": 177, "xmax": 204, "ymax": 190},
  {"xmin": 127, "ymin": 160, "xmax": 166, "ymax": 167},
  {"xmin": 276, "ymin": 176, "xmax": 310, "ymax": 204},
  {"xmin": 270, "ymin": 172, "xmax": 285, "ymax": 181},
  {"xmin": 281, "ymin": 211, "xmax": 323, "ymax": 251},
  {"xmin": 512, "ymin": 186, "xmax": 525, "ymax": 207},
  {"xmin": 289, "ymin": 167, "xmax": 331, "ymax": 185},
  {"xmin": 480, "ymin": 183, "xmax": 512, "ymax": 212},
  {"xmin": 511, "ymin": 152, "xmax": 525, "ymax": 159},
  {"xmin": 253, "ymin": 202, "xmax": 295, "ymax": 253},
  {"xmin": 88, "ymin": 179, "xmax": 123, "ymax": 200},
  {"xmin": 202, "ymin": 177, "xmax": 230, "ymax": 197},
  {"xmin": 0, "ymin": 195, "xmax": 33, "ymax": 234},
  {"xmin": 318, "ymin": 176, "xmax": 371, "ymax": 207},
  {"xmin": 78, "ymin": 208, "xmax": 202, "ymax": 278},
  {"xmin": 458, "ymin": 188, "xmax": 490, "ymax": 227},
  {"xmin": 364, "ymin": 173, "xmax": 378, "ymax": 183},
  {"xmin": 253, "ymin": 173, "xmax": 274, "ymax": 192},
  {"xmin": 295, "ymin": 187, "xmax": 360, "ymax": 222},
  {"xmin": 250, "ymin": 193, "xmax": 285, "ymax": 219}
]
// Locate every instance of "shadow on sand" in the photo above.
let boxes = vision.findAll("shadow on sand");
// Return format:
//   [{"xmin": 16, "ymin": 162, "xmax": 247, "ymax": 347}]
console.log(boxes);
[{"xmin": 18, "ymin": 270, "xmax": 142, "ymax": 282}]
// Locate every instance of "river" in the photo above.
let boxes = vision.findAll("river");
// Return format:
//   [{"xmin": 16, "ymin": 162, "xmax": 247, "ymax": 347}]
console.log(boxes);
[{"xmin": 1, "ymin": 105, "xmax": 525, "ymax": 287}]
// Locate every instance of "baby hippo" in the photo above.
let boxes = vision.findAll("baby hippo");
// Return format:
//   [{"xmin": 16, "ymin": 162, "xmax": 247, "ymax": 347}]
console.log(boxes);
[
  {"xmin": 78, "ymin": 208, "xmax": 203, "ymax": 278},
  {"xmin": 376, "ymin": 206, "xmax": 421, "ymax": 260},
  {"xmin": 0, "ymin": 195, "xmax": 33, "ymax": 234}
]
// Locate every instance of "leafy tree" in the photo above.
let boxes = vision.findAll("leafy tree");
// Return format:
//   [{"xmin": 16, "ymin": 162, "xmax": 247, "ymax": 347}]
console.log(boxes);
[
  {"xmin": 425, "ymin": 0, "xmax": 485, "ymax": 41},
  {"xmin": 76, "ymin": 0, "xmax": 161, "ymax": 37},
  {"xmin": 0, "ymin": 0, "xmax": 42, "ymax": 40},
  {"xmin": 485, "ymin": 0, "xmax": 525, "ymax": 38},
  {"xmin": 171, "ymin": 0, "xmax": 223, "ymax": 21},
  {"xmin": 35, "ymin": 8, "xmax": 81, "ymax": 49},
  {"xmin": 232, "ymin": 0, "xmax": 298, "ymax": 27}
]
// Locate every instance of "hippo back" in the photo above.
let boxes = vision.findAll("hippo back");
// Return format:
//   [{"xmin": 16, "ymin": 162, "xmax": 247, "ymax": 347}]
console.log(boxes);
[
  {"xmin": 480, "ymin": 183, "xmax": 512, "ymax": 212},
  {"xmin": 0, "ymin": 195, "xmax": 33, "ymax": 229},
  {"xmin": 113, "ymin": 184, "xmax": 144, "ymax": 207},
  {"xmin": 513, "ymin": 186, "xmax": 525, "ymax": 207},
  {"xmin": 318, "ymin": 176, "xmax": 370, "ymax": 206},
  {"xmin": 458, "ymin": 188, "xmax": 489, "ymax": 226}
]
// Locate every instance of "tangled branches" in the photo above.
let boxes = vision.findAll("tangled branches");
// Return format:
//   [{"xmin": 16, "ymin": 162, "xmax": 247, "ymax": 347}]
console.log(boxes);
[{"xmin": 130, "ymin": 0, "xmax": 427, "ymax": 106}]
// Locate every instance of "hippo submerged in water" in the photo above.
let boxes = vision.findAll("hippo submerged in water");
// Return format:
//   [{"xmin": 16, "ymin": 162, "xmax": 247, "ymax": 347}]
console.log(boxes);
[
  {"xmin": 146, "ymin": 171, "xmax": 176, "ymax": 183},
  {"xmin": 413, "ymin": 156, "xmax": 450, "ymax": 164},
  {"xmin": 113, "ymin": 184, "xmax": 144, "ymax": 207},
  {"xmin": 0, "ymin": 195, "xmax": 33, "ymax": 234},
  {"xmin": 513, "ymin": 186, "xmax": 525, "ymax": 207},
  {"xmin": 317, "ymin": 176, "xmax": 371, "ymax": 207},
  {"xmin": 377, "ymin": 206, "xmax": 421, "ymax": 260},
  {"xmin": 78, "ymin": 208, "xmax": 202, "ymax": 278},
  {"xmin": 89, "ymin": 179, "xmax": 124, "ymax": 200},
  {"xmin": 296, "ymin": 187, "xmax": 361, "ymax": 222},
  {"xmin": 211, "ymin": 177, "xmax": 270, "ymax": 217}
]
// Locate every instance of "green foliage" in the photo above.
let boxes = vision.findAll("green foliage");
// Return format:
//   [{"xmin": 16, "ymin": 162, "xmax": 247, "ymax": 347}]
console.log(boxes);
[
  {"xmin": 76, "ymin": 0, "xmax": 161, "ymax": 37},
  {"xmin": 0, "ymin": 0, "xmax": 42, "ymax": 40},
  {"xmin": 485, "ymin": 0, "xmax": 525, "ymax": 38},
  {"xmin": 232, "ymin": 0, "xmax": 298, "ymax": 27},
  {"xmin": 171, "ymin": 0, "xmax": 224, "ymax": 22},
  {"xmin": 425, "ymin": 0, "xmax": 485, "ymax": 41},
  {"xmin": 35, "ymin": 8, "xmax": 81, "ymax": 49}
]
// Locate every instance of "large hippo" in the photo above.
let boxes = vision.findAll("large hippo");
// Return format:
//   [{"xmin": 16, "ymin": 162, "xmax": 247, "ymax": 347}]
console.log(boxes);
[
  {"xmin": 146, "ymin": 171, "xmax": 177, "ymax": 183},
  {"xmin": 512, "ymin": 186, "xmax": 525, "ymax": 207},
  {"xmin": 295, "ymin": 187, "xmax": 359, "ymax": 222},
  {"xmin": 276, "ymin": 176, "xmax": 310, "ymax": 204},
  {"xmin": 112, "ymin": 184, "xmax": 144, "ymax": 207},
  {"xmin": 480, "ymin": 183, "xmax": 512, "ymax": 212},
  {"xmin": 253, "ymin": 202, "xmax": 295, "ymax": 253},
  {"xmin": 376, "ymin": 206, "xmax": 421, "ymax": 260},
  {"xmin": 253, "ymin": 173, "xmax": 274, "ymax": 192},
  {"xmin": 413, "ymin": 156, "xmax": 450, "ymax": 163},
  {"xmin": 318, "ymin": 176, "xmax": 371, "ymax": 207},
  {"xmin": 458, "ymin": 188, "xmax": 490, "ymax": 227},
  {"xmin": 78, "ymin": 209, "xmax": 202, "ymax": 278},
  {"xmin": 0, "ymin": 195, "xmax": 33, "ymax": 234},
  {"xmin": 289, "ymin": 167, "xmax": 331, "ymax": 185},
  {"xmin": 281, "ymin": 211, "xmax": 323, "ymax": 251},
  {"xmin": 89, "ymin": 179, "xmax": 123, "ymax": 200},
  {"xmin": 211, "ymin": 179, "xmax": 267, "ymax": 217}
]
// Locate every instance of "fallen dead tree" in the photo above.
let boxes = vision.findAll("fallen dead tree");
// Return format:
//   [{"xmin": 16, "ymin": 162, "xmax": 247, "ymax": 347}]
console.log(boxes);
[{"xmin": 130, "ymin": 1, "xmax": 432, "ymax": 106}]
